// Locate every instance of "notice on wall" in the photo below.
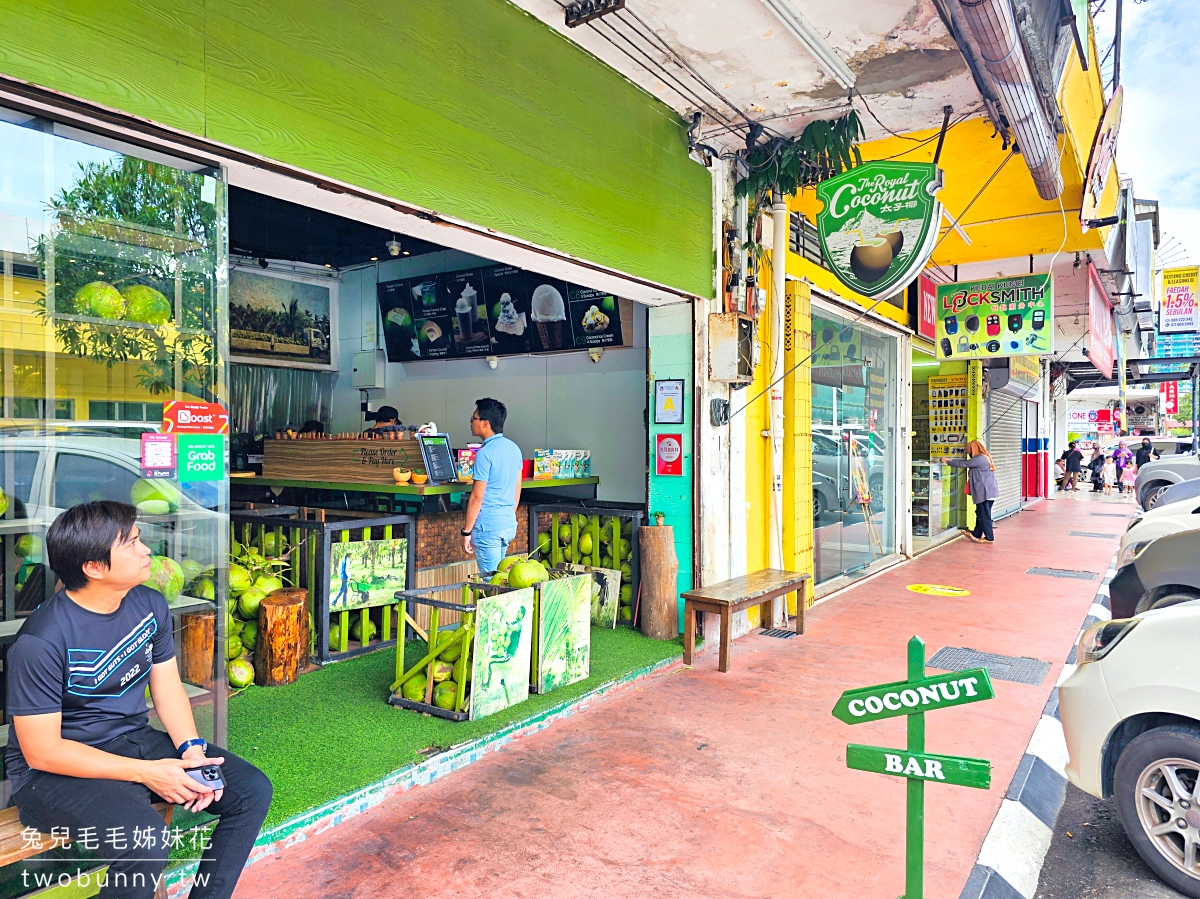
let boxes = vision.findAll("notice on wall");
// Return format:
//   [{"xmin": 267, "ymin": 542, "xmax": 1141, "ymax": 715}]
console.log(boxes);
[
  {"xmin": 655, "ymin": 434, "xmax": 683, "ymax": 476},
  {"xmin": 140, "ymin": 433, "xmax": 176, "ymax": 480},
  {"xmin": 928, "ymin": 374, "xmax": 967, "ymax": 460},
  {"xmin": 654, "ymin": 379, "xmax": 685, "ymax": 424},
  {"xmin": 1159, "ymin": 267, "xmax": 1200, "ymax": 335},
  {"xmin": 378, "ymin": 263, "xmax": 623, "ymax": 363}
]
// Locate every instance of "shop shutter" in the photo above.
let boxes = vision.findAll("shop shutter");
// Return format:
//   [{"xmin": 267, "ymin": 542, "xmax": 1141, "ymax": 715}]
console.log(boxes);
[{"xmin": 987, "ymin": 393, "xmax": 1024, "ymax": 519}]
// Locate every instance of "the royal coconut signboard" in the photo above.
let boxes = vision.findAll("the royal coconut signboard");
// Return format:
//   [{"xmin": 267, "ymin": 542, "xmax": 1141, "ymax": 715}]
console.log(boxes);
[{"xmin": 815, "ymin": 161, "xmax": 943, "ymax": 300}]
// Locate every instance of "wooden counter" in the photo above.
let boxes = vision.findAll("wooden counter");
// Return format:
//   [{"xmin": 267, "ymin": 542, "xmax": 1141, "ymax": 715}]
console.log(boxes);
[{"xmin": 235, "ymin": 476, "xmax": 599, "ymax": 496}]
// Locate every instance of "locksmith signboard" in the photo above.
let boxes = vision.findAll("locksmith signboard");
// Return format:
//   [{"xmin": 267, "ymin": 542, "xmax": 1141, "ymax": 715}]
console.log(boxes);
[
  {"xmin": 935, "ymin": 273, "xmax": 1053, "ymax": 361},
  {"xmin": 815, "ymin": 161, "xmax": 943, "ymax": 300}
]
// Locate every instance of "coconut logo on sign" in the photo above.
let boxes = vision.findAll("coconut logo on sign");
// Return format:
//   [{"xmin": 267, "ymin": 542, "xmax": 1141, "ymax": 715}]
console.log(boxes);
[{"xmin": 815, "ymin": 161, "xmax": 942, "ymax": 300}]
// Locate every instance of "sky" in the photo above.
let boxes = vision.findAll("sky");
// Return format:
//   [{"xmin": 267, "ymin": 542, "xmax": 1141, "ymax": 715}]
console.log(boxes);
[{"xmin": 1093, "ymin": 0, "xmax": 1199, "ymax": 268}]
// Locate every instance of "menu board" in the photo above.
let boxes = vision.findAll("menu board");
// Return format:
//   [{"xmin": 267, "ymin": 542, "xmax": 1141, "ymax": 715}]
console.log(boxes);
[
  {"xmin": 379, "ymin": 263, "xmax": 623, "ymax": 362},
  {"xmin": 419, "ymin": 434, "xmax": 459, "ymax": 484}
]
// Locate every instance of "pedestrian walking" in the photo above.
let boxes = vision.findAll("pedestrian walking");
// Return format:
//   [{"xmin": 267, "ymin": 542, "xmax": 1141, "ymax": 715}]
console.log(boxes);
[
  {"xmin": 1102, "ymin": 457, "xmax": 1116, "ymax": 495},
  {"xmin": 943, "ymin": 439, "xmax": 1000, "ymax": 544},
  {"xmin": 1113, "ymin": 441, "xmax": 1133, "ymax": 494},
  {"xmin": 1059, "ymin": 441, "xmax": 1084, "ymax": 492},
  {"xmin": 1087, "ymin": 445, "xmax": 1105, "ymax": 492},
  {"xmin": 1134, "ymin": 437, "xmax": 1160, "ymax": 468}
]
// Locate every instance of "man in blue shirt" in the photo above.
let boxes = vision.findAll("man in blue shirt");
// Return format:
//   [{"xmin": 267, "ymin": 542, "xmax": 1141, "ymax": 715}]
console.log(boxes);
[{"xmin": 462, "ymin": 398, "xmax": 523, "ymax": 575}]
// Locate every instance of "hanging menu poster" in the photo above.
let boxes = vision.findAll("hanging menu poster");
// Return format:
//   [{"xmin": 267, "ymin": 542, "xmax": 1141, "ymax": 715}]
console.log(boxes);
[
  {"xmin": 378, "ymin": 264, "xmax": 623, "ymax": 362},
  {"xmin": 567, "ymin": 284, "xmax": 623, "ymax": 348}
]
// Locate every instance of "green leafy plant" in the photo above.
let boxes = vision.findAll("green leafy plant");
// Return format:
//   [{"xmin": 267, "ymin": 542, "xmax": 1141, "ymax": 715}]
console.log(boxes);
[{"xmin": 735, "ymin": 111, "xmax": 864, "ymax": 206}]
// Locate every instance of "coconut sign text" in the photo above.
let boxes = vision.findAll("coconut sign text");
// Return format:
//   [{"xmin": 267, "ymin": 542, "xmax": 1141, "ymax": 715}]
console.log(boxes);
[
  {"xmin": 833, "ymin": 636, "xmax": 994, "ymax": 899},
  {"xmin": 815, "ymin": 161, "xmax": 942, "ymax": 300}
]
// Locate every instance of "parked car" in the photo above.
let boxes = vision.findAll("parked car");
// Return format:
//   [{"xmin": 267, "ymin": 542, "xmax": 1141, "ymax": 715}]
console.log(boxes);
[
  {"xmin": 1135, "ymin": 454, "xmax": 1200, "ymax": 510},
  {"xmin": 1098, "ymin": 435, "xmax": 1193, "ymax": 460},
  {"xmin": 1148, "ymin": 477, "xmax": 1200, "ymax": 512},
  {"xmin": 1118, "ymin": 499, "xmax": 1200, "ymax": 568},
  {"xmin": 1060, "ymin": 602, "xmax": 1200, "ymax": 897},
  {"xmin": 1109, "ymin": 528, "xmax": 1200, "ymax": 619}
]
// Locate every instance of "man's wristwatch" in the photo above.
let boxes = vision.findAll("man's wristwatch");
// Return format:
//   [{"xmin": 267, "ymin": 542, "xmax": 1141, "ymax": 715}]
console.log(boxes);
[
  {"xmin": 460, "ymin": 528, "xmax": 473, "ymax": 536},
  {"xmin": 177, "ymin": 737, "xmax": 207, "ymax": 758}
]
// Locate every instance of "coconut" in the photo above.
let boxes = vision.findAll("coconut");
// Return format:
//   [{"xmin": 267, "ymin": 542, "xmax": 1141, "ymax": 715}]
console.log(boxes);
[
  {"xmin": 488, "ymin": 571, "xmax": 509, "ymax": 586},
  {"xmin": 226, "ymin": 635, "xmax": 243, "ymax": 660},
  {"xmin": 14, "ymin": 534, "xmax": 42, "ymax": 558},
  {"xmin": 849, "ymin": 238, "xmax": 894, "ymax": 283},
  {"xmin": 227, "ymin": 564, "xmax": 252, "ymax": 596},
  {"xmin": 349, "ymin": 617, "xmax": 377, "ymax": 642},
  {"xmin": 536, "ymin": 531, "xmax": 551, "ymax": 553},
  {"xmin": 619, "ymin": 584, "xmax": 633, "ymax": 606},
  {"xmin": 497, "ymin": 556, "xmax": 519, "ymax": 573},
  {"xmin": 0, "ymin": 488, "xmax": 8, "ymax": 517},
  {"xmin": 121, "ymin": 284, "xmax": 172, "ymax": 325},
  {"xmin": 192, "ymin": 577, "xmax": 216, "ymax": 602},
  {"xmin": 181, "ymin": 559, "xmax": 204, "ymax": 582},
  {"xmin": 73, "ymin": 281, "xmax": 125, "ymax": 319},
  {"xmin": 142, "ymin": 556, "xmax": 184, "ymax": 604},
  {"xmin": 135, "ymin": 499, "xmax": 171, "ymax": 517},
  {"xmin": 439, "ymin": 640, "xmax": 462, "ymax": 663},
  {"xmin": 433, "ymin": 681, "xmax": 458, "ymax": 710},
  {"xmin": 876, "ymin": 230, "xmax": 904, "ymax": 256},
  {"xmin": 252, "ymin": 575, "xmax": 284, "ymax": 596},
  {"xmin": 240, "ymin": 621, "xmax": 258, "ymax": 650},
  {"xmin": 227, "ymin": 658, "xmax": 255, "ymax": 689},
  {"xmin": 578, "ymin": 534, "xmax": 593, "ymax": 555},
  {"xmin": 130, "ymin": 478, "xmax": 182, "ymax": 513},
  {"xmin": 254, "ymin": 532, "xmax": 287, "ymax": 558},
  {"xmin": 328, "ymin": 623, "xmax": 343, "ymax": 651},
  {"xmin": 618, "ymin": 607, "xmax": 632, "ymax": 621},
  {"xmin": 401, "ymin": 672, "xmax": 427, "ymax": 702},
  {"xmin": 508, "ymin": 559, "xmax": 548, "ymax": 589},
  {"xmin": 558, "ymin": 524, "xmax": 572, "ymax": 543},
  {"xmin": 620, "ymin": 562, "xmax": 633, "ymax": 580},
  {"xmin": 431, "ymin": 660, "xmax": 454, "ymax": 683},
  {"xmin": 237, "ymin": 586, "xmax": 266, "ymax": 619}
]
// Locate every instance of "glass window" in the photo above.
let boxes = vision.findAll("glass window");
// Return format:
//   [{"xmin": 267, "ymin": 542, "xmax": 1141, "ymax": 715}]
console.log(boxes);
[
  {"xmin": 0, "ymin": 105, "xmax": 229, "ymax": 743},
  {"xmin": 53, "ymin": 451, "xmax": 141, "ymax": 509},
  {"xmin": 811, "ymin": 308, "xmax": 898, "ymax": 585}
]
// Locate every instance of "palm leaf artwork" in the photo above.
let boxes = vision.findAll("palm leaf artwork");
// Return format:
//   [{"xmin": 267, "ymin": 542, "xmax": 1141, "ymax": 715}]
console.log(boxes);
[
  {"xmin": 735, "ymin": 110, "xmax": 865, "ymax": 207},
  {"xmin": 537, "ymin": 575, "xmax": 592, "ymax": 693}
]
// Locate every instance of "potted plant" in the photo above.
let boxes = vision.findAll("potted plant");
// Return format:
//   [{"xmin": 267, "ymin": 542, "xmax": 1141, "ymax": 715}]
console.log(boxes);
[{"xmin": 652, "ymin": 511, "xmax": 666, "ymax": 527}]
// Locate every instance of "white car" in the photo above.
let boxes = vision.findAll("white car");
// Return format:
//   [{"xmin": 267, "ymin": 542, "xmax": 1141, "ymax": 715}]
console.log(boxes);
[
  {"xmin": 1060, "ymin": 603, "xmax": 1200, "ymax": 896},
  {"xmin": 1118, "ymin": 499, "xmax": 1200, "ymax": 568}
]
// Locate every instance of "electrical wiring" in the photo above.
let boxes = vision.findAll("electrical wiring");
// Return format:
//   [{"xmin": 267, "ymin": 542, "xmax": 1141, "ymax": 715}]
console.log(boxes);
[{"xmin": 854, "ymin": 89, "xmax": 925, "ymax": 141}]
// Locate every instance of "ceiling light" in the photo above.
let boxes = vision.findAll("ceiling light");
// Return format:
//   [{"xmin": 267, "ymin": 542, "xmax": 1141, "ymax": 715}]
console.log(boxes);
[
  {"xmin": 386, "ymin": 238, "xmax": 402, "ymax": 257},
  {"xmin": 324, "ymin": 263, "xmax": 332, "ymax": 269},
  {"xmin": 760, "ymin": 0, "xmax": 856, "ymax": 90},
  {"xmin": 402, "ymin": 250, "xmax": 410, "ymax": 256},
  {"xmin": 370, "ymin": 256, "xmax": 378, "ymax": 262}
]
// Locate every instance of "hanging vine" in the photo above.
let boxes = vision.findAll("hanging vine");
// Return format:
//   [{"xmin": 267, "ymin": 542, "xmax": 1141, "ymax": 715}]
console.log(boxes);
[{"xmin": 735, "ymin": 110, "xmax": 864, "ymax": 208}]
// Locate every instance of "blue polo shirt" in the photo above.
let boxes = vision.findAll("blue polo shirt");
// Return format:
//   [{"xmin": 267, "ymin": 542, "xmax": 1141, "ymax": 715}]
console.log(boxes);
[{"xmin": 472, "ymin": 433, "xmax": 522, "ymax": 534}]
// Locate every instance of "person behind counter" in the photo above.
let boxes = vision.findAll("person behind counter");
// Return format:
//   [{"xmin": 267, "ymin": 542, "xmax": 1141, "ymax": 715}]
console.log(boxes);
[
  {"xmin": 362, "ymin": 405, "xmax": 405, "ymax": 438},
  {"xmin": 461, "ymin": 397, "xmax": 523, "ymax": 576}
]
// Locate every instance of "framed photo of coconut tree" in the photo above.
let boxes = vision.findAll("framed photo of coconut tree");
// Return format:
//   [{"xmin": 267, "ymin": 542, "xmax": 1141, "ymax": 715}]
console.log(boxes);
[{"xmin": 229, "ymin": 264, "xmax": 338, "ymax": 370}]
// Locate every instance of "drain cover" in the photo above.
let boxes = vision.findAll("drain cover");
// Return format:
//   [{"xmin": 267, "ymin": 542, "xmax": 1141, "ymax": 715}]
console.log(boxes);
[
  {"xmin": 1027, "ymin": 566, "xmax": 1099, "ymax": 580},
  {"xmin": 1068, "ymin": 531, "xmax": 1118, "ymax": 539},
  {"xmin": 927, "ymin": 647, "xmax": 1050, "ymax": 686},
  {"xmin": 760, "ymin": 628, "xmax": 796, "ymax": 639}
]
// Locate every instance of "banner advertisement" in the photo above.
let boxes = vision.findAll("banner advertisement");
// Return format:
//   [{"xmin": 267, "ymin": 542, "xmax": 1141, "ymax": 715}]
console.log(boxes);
[
  {"xmin": 1159, "ymin": 266, "xmax": 1200, "ymax": 335},
  {"xmin": 934, "ymin": 274, "xmax": 1053, "ymax": 361},
  {"xmin": 1126, "ymin": 401, "xmax": 1157, "ymax": 432},
  {"xmin": 1087, "ymin": 261, "xmax": 1114, "ymax": 379},
  {"xmin": 815, "ymin": 161, "xmax": 942, "ymax": 300},
  {"xmin": 917, "ymin": 274, "xmax": 937, "ymax": 342},
  {"xmin": 1163, "ymin": 381, "xmax": 1179, "ymax": 416},
  {"xmin": 1066, "ymin": 407, "xmax": 1111, "ymax": 430}
]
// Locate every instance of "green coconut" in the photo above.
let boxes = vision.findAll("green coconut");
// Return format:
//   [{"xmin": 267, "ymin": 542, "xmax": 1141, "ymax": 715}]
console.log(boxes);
[
  {"xmin": 227, "ymin": 658, "xmax": 254, "ymax": 689},
  {"xmin": 618, "ymin": 607, "xmax": 632, "ymax": 621},
  {"xmin": 240, "ymin": 621, "xmax": 258, "ymax": 650},
  {"xmin": 439, "ymin": 640, "xmax": 462, "ymax": 663},
  {"xmin": 619, "ymin": 584, "xmax": 633, "ymax": 606},
  {"xmin": 130, "ymin": 478, "xmax": 182, "ymax": 513},
  {"xmin": 536, "ymin": 531, "xmax": 551, "ymax": 553},
  {"xmin": 401, "ymin": 672, "xmax": 427, "ymax": 702},
  {"xmin": 430, "ymin": 660, "xmax": 454, "ymax": 683},
  {"xmin": 432, "ymin": 681, "xmax": 458, "ymax": 710},
  {"xmin": 181, "ymin": 559, "xmax": 204, "ymax": 582},
  {"xmin": 226, "ymin": 635, "xmax": 243, "ymax": 660},
  {"xmin": 121, "ymin": 284, "xmax": 172, "ymax": 325},
  {"xmin": 191, "ymin": 577, "xmax": 216, "ymax": 602},
  {"xmin": 252, "ymin": 575, "xmax": 284, "ymax": 596},
  {"xmin": 497, "ymin": 556, "xmax": 520, "ymax": 573},
  {"xmin": 227, "ymin": 564, "xmax": 252, "ymax": 596},
  {"xmin": 73, "ymin": 281, "xmax": 125, "ymax": 319},
  {"xmin": 142, "ymin": 555, "xmax": 184, "ymax": 603},
  {"xmin": 14, "ymin": 534, "xmax": 42, "ymax": 558},
  {"xmin": 507, "ymin": 560, "xmax": 548, "ymax": 589},
  {"xmin": 0, "ymin": 488, "xmax": 8, "ymax": 517},
  {"xmin": 328, "ymin": 623, "xmax": 343, "ymax": 651},
  {"xmin": 557, "ymin": 524, "xmax": 572, "ymax": 543},
  {"xmin": 237, "ymin": 586, "xmax": 265, "ymax": 619},
  {"xmin": 620, "ymin": 562, "xmax": 633, "ymax": 580},
  {"xmin": 349, "ymin": 617, "xmax": 377, "ymax": 643},
  {"xmin": 253, "ymin": 532, "xmax": 288, "ymax": 558}
]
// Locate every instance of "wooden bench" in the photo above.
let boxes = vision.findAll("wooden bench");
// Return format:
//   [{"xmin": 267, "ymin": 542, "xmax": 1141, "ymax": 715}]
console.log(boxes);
[
  {"xmin": 0, "ymin": 801, "xmax": 173, "ymax": 898},
  {"xmin": 681, "ymin": 569, "xmax": 812, "ymax": 673}
]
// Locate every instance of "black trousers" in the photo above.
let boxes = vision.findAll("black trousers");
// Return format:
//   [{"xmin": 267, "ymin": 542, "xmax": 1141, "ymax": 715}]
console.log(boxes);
[
  {"xmin": 972, "ymin": 500, "xmax": 995, "ymax": 542},
  {"xmin": 13, "ymin": 726, "xmax": 272, "ymax": 899}
]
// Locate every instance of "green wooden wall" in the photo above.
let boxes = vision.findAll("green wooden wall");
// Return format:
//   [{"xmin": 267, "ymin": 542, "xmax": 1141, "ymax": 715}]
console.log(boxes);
[
  {"xmin": 647, "ymin": 303, "xmax": 694, "ymax": 626},
  {"xmin": 1, "ymin": 0, "xmax": 712, "ymax": 297}
]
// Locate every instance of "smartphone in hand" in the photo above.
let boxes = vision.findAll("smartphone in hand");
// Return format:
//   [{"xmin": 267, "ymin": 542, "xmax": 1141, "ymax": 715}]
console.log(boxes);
[{"xmin": 186, "ymin": 764, "xmax": 226, "ymax": 791}]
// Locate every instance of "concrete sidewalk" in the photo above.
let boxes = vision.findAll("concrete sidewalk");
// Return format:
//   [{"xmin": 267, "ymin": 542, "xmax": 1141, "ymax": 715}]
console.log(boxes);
[{"xmin": 233, "ymin": 494, "xmax": 1133, "ymax": 899}]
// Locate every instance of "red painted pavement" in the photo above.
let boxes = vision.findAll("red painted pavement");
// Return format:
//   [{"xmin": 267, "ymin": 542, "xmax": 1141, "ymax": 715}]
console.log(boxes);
[{"xmin": 233, "ymin": 494, "xmax": 1132, "ymax": 899}]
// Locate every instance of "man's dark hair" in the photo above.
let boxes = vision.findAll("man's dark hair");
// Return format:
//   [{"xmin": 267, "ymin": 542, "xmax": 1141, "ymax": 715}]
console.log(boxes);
[
  {"xmin": 372, "ymin": 405, "xmax": 399, "ymax": 424},
  {"xmin": 299, "ymin": 419, "xmax": 325, "ymax": 435},
  {"xmin": 46, "ymin": 501, "xmax": 138, "ymax": 591},
  {"xmin": 475, "ymin": 397, "xmax": 507, "ymax": 433},
  {"xmin": 1068, "ymin": 441, "xmax": 1077, "ymax": 449}
]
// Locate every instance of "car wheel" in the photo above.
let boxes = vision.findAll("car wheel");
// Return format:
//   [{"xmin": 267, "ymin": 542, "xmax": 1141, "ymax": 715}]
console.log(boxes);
[
  {"xmin": 1135, "ymin": 591, "xmax": 1200, "ymax": 615},
  {"xmin": 813, "ymin": 490, "xmax": 824, "ymax": 519},
  {"xmin": 869, "ymin": 475, "xmax": 884, "ymax": 513},
  {"xmin": 1115, "ymin": 725, "xmax": 1200, "ymax": 897},
  {"xmin": 1144, "ymin": 482, "xmax": 1172, "ymax": 509}
]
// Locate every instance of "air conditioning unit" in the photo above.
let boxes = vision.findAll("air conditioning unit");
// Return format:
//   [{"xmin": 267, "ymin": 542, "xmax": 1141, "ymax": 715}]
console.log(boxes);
[{"xmin": 709, "ymin": 313, "xmax": 754, "ymax": 384}]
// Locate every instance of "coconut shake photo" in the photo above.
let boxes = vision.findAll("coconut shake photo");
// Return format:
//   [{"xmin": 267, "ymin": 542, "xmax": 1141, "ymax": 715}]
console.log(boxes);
[{"xmin": 455, "ymin": 283, "xmax": 477, "ymax": 342}]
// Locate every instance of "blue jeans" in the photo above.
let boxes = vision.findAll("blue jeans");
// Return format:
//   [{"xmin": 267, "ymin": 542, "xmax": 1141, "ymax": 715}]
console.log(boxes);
[{"xmin": 473, "ymin": 522, "xmax": 515, "ymax": 575}]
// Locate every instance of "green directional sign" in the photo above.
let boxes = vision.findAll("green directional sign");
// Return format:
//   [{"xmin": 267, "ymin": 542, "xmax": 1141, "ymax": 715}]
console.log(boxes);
[
  {"xmin": 846, "ymin": 744, "xmax": 991, "ymax": 790},
  {"xmin": 831, "ymin": 667, "xmax": 994, "ymax": 725}
]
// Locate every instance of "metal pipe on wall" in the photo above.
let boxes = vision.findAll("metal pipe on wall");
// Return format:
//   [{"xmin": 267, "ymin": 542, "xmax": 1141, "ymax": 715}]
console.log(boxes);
[
  {"xmin": 769, "ymin": 201, "xmax": 788, "ymax": 578},
  {"xmin": 953, "ymin": 0, "xmax": 1064, "ymax": 199}
]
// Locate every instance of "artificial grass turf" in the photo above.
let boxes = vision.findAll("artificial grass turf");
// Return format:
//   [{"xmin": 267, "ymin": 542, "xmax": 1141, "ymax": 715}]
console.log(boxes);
[{"xmin": 225, "ymin": 625, "xmax": 682, "ymax": 829}]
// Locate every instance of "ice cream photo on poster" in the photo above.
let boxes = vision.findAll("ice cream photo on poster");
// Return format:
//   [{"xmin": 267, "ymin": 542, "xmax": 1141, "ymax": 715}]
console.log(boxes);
[{"xmin": 530, "ymin": 283, "xmax": 566, "ymax": 349}]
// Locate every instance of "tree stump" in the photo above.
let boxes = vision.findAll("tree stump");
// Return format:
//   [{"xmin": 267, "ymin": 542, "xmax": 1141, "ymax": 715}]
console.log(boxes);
[
  {"xmin": 256, "ymin": 588, "xmax": 308, "ymax": 687},
  {"xmin": 638, "ymin": 525, "xmax": 679, "ymax": 640},
  {"xmin": 180, "ymin": 611, "xmax": 215, "ymax": 690}
]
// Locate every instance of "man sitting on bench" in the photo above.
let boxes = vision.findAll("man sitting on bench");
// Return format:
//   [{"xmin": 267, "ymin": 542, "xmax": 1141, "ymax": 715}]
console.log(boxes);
[{"xmin": 6, "ymin": 501, "xmax": 272, "ymax": 899}]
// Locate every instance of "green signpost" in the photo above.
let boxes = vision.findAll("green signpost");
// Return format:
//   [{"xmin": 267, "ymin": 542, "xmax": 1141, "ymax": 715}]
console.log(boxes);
[{"xmin": 833, "ymin": 636, "xmax": 994, "ymax": 899}]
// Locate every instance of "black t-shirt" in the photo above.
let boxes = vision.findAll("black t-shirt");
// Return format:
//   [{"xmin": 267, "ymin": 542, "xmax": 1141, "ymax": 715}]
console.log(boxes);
[
  {"xmin": 5, "ymin": 586, "xmax": 175, "ymax": 795},
  {"xmin": 1135, "ymin": 444, "xmax": 1159, "ymax": 467},
  {"xmin": 1061, "ymin": 449, "xmax": 1083, "ymax": 472}
]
